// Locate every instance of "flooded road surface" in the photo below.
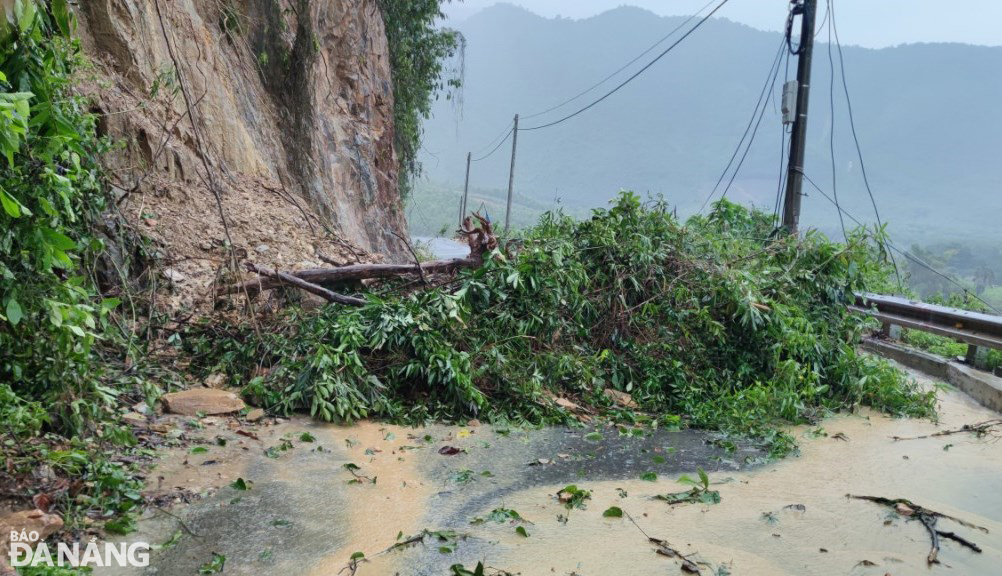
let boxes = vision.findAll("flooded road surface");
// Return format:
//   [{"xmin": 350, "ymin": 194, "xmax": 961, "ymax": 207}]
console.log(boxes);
[{"xmin": 105, "ymin": 366, "xmax": 1002, "ymax": 575}]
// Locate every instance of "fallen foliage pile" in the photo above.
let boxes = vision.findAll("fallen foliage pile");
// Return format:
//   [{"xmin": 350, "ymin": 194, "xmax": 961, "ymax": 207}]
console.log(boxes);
[{"xmin": 187, "ymin": 193, "xmax": 934, "ymax": 455}]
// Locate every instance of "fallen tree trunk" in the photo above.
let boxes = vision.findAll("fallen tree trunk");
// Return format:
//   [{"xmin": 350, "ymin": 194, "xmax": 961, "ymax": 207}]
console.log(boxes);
[
  {"xmin": 218, "ymin": 213, "xmax": 498, "ymax": 301},
  {"xmin": 244, "ymin": 262, "xmax": 365, "ymax": 306},
  {"xmin": 220, "ymin": 258, "xmax": 480, "ymax": 297}
]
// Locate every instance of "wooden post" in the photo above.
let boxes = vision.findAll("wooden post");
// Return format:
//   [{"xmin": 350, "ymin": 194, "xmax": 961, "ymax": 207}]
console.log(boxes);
[
  {"xmin": 460, "ymin": 151, "xmax": 471, "ymax": 227},
  {"xmin": 505, "ymin": 114, "xmax": 519, "ymax": 234}
]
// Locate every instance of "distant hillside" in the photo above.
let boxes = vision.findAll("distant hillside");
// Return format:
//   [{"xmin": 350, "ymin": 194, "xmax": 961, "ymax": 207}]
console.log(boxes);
[{"xmin": 418, "ymin": 4, "xmax": 1002, "ymax": 246}]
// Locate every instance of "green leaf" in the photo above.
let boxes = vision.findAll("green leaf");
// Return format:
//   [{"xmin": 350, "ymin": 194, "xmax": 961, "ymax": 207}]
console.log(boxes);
[
  {"xmin": 350, "ymin": 551, "xmax": 364, "ymax": 561},
  {"xmin": 42, "ymin": 227, "xmax": 77, "ymax": 250},
  {"xmin": 51, "ymin": 0, "xmax": 73, "ymax": 36},
  {"xmin": 230, "ymin": 477, "xmax": 250, "ymax": 491},
  {"xmin": 602, "ymin": 506, "xmax": 623, "ymax": 518},
  {"xmin": 190, "ymin": 446, "xmax": 208, "ymax": 454},
  {"xmin": 14, "ymin": 0, "xmax": 36, "ymax": 32},
  {"xmin": 515, "ymin": 525, "xmax": 529, "ymax": 537},
  {"xmin": 299, "ymin": 432, "xmax": 316, "ymax": 442},
  {"xmin": 5, "ymin": 298, "xmax": 22, "ymax": 326},
  {"xmin": 0, "ymin": 188, "xmax": 25, "ymax": 218},
  {"xmin": 697, "ymin": 468, "xmax": 709, "ymax": 489},
  {"xmin": 640, "ymin": 471, "xmax": 657, "ymax": 482}
]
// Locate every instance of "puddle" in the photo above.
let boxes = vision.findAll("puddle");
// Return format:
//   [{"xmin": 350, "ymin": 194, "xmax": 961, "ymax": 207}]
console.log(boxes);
[{"xmin": 107, "ymin": 367, "xmax": 1002, "ymax": 575}]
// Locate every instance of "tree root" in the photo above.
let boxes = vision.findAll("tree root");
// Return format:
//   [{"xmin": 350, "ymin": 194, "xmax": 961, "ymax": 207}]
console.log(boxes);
[{"xmin": 848, "ymin": 494, "xmax": 987, "ymax": 565}]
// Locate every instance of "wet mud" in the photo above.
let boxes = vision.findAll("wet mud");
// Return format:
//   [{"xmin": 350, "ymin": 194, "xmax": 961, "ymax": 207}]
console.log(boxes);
[{"xmin": 103, "ymin": 367, "xmax": 1002, "ymax": 575}]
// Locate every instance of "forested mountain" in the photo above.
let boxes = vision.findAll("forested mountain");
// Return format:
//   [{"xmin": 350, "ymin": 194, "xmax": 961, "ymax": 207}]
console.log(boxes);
[{"xmin": 418, "ymin": 4, "xmax": 1002, "ymax": 247}]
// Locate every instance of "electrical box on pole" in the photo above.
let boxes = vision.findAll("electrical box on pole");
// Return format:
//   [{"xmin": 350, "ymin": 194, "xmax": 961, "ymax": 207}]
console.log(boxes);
[
  {"xmin": 781, "ymin": 80, "xmax": 798, "ymax": 125},
  {"xmin": 782, "ymin": 0, "xmax": 818, "ymax": 233}
]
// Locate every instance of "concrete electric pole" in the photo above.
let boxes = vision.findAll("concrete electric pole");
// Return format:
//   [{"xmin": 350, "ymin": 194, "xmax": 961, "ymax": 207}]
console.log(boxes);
[{"xmin": 782, "ymin": 0, "xmax": 818, "ymax": 233}]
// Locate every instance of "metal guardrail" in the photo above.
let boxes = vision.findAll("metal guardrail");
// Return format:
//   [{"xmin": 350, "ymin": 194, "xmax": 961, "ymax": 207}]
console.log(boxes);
[{"xmin": 851, "ymin": 293, "xmax": 1002, "ymax": 367}]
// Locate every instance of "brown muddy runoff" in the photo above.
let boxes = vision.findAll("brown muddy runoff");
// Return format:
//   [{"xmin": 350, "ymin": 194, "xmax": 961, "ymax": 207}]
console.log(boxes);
[{"xmin": 110, "ymin": 367, "xmax": 1002, "ymax": 575}]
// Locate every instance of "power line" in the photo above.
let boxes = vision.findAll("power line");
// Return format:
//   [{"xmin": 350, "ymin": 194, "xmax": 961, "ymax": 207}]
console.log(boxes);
[
  {"xmin": 772, "ymin": 49, "xmax": 793, "ymax": 227},
  {"xmin": 698, "ymin": 36, "xmax": 786, "ymax": 213},
  {"xmin": 471, "ymin": 124, "xmax": 514, "ymax": 162},
  {"xmin": 470, "ymin": 121, "xmax": 514, "ymax": 159},
  {"xmin": 830, "ymin": 0, "xmax": 901, "ymax": 287},
  {"xmin": 797, "ymin": 170, "xmax": 1001, "ymax": 314},
  {"xmin": 521, "ymin": 0, "xmax": 719, "ymax": 122},
  {"xmin": 519, "ymin": 0, "xmax": 731, "ymax": 132},
  {"xmin": 826, "ymin": 0, "xmax": 848, "ymax": 241}
]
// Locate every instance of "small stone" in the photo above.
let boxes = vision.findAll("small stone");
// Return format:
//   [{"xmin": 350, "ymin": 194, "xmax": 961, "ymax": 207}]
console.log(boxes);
[
  {"xmin": 161, "ymin": 389, "xmax": 245, "ymax": 416},
  {"xmin": 895, "ymin": 503, "xmax": 915, "ymax": 516},
  {"xmin": 132, "ymin": 402, "xmax": 150, "ymax": 415},
  {"xmin": 467, "ymin": 419, "xmax": 481, "ymax": 427},
  {"xmin": 603, "ymin": 388, "xmax": 637, "ymax": 409},
  {"xmin": 246, "ymin": 408, "xmax": 266, "ymax": 422},
  {"xmin": 204, "ymin": 373, "xmax": 227, "ymax": 389},
  {"xmin": 122, "ymin": 412, "xmax": 147, "ymax": 425},
  {"xmin": 255, "ymin": 244, "xmax": 270, "ymax": 254},
  {"xmin": 162, "ymin": 268, "xmax": 185, "ymax": 283}
]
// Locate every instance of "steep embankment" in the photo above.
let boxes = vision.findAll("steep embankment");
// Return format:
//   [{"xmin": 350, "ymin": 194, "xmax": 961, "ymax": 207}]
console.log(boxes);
[{"xmin": 77, "ymin": 0, "xmax": 406, "ymax": 309}]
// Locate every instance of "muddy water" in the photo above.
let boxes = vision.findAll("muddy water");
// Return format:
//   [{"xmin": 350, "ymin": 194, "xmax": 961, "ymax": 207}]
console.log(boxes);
[
  {"xmin": 471, "ymin": 389, "xmax": 1002, "ymax": 576},
  {"xmin": 111, "ymin": 367, "xmax": 1002, "ymax": 576},
  {"xmin": 351, "ymin": 375, "xmax": 1002, "ymax": 575}
]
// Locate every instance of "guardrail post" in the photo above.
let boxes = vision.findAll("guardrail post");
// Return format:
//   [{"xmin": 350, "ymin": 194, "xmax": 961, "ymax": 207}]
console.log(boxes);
[{"xmin": 965, "ymin": 344, "xmax": 977, "ymax": 364}]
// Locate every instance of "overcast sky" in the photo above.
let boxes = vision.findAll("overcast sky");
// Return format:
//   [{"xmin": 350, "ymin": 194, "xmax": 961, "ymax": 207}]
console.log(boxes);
[{"xmin": 442, "ymin": 1, "xmax": 1002, "ymax": 49}]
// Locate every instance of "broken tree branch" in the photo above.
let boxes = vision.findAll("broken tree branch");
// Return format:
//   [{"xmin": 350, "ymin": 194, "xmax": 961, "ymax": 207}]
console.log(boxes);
[
  {"xmin": 245, "ymin": 262, "xmax": 364, "ymax": 306},
  {"xmin": 391, "ymin": 231, "xmax": 428, "ymax": 285},
  {"xmin": 891, "ymin": 419, "xmax": 1001, "ymax": 441},
  {"xmin": 848, "ymin": 494, "xmax": 987, "ymax": 565}
]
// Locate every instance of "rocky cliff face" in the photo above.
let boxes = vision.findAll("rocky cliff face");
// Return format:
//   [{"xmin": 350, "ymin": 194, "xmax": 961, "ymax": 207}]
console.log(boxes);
[{"xmin": 77, "ymin": 0, "xmax": 406, "ymax": 308}]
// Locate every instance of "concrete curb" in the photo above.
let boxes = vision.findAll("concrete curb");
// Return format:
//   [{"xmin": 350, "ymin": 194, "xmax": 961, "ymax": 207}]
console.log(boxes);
[{"xmin": 862, "ymin": 337, "xmax": 1002, "ymax": 413}]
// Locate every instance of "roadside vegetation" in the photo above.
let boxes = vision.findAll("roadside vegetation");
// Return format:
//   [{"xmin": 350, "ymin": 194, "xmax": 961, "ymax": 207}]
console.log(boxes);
[
  {"xmin": 185, "ymin": 193, "xmax": 935, "ymax": 456},
  {"xmin": 0, "ymin": 0, "xmax": 151, "ymax": 544}
]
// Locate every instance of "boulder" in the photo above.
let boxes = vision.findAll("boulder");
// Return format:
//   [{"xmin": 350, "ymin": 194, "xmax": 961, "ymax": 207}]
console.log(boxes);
[
  {"xmin": 161, "ymin": 389, "xmax": 245, "ymax": 416},
  {"xmin": 1, "ymin": 509, "xmax": 63, "ymax": 571}
]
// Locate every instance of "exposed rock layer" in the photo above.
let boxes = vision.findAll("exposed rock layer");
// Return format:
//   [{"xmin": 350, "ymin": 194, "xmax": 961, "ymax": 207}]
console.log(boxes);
[{"xmin": 76, "ymin": 0, "xmax": 406, "ymax": 307}]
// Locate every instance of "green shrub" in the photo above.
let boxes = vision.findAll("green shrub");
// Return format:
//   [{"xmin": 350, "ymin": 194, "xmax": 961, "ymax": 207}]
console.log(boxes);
[
  {"xmin": 188, "ymin": 193, "xmax": 934, "ymax": 455},
  {"xmin": 0, "ymin": 0, "xmax": 120, "ymax": 433}
]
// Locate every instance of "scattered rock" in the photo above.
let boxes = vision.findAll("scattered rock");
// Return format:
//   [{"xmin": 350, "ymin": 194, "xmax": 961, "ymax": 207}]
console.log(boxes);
[
  {"xmin": 161, "ymin": 389, "xmax": 245, "ymax": 416},
  {"xmin": 255, "ymin": 244, "xmax": 270, "ymax": 254},
  {"xmin": 0, "ymin": 509, "xmax": 64, "ymax": 569},
  {"xmin": 245, "ymin": 408, "xmax": 266, "ymax": 422},
  {"xmin": 203, "ymin": 373, "xmax": 227, "ymax": 389},
  {"xmin": 467, "ymin": 419, "xmax": 481, "ymax": 427},
  {"xmin": 122, "ymin": 412, "xmax": 147, "ymax": 425},
  {"xmin": 895, "ymin": 503, "xmax": 915, "ymax": 516},
  {"xmin": 162, "ymin": 267, "xmax": 185, "ymax": 283},
  {"xmin": 603, "ymin": 388, "xmax": 637, "ymax": 409}
]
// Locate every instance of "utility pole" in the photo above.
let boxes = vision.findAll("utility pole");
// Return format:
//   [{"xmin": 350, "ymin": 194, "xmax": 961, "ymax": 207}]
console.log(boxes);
[
  {"xmin": 504, "ymin": 114, "xmax": 519, "ymax": 234},
  {"xmin": 782, "ymin": 0, "xmax": 818, "ymax": 233},
  {"xmin": 460, "ymin": 151, "xmax": 471, "ymax": 227}
]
